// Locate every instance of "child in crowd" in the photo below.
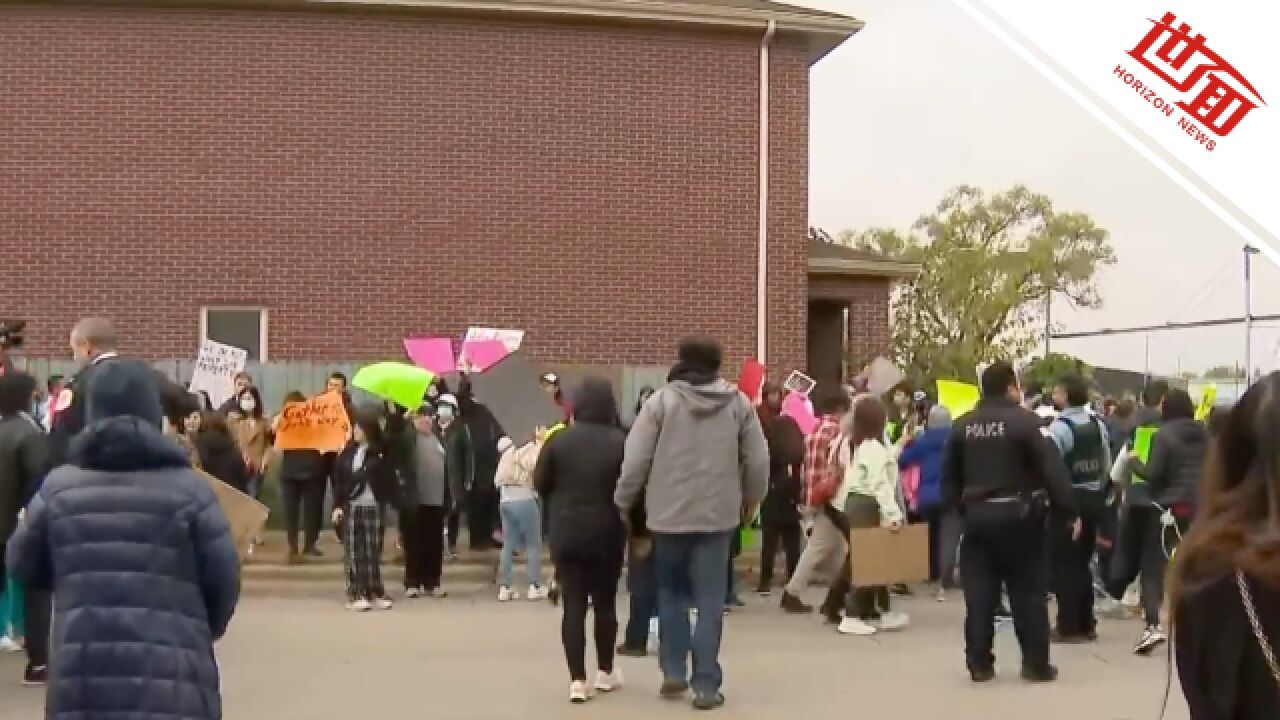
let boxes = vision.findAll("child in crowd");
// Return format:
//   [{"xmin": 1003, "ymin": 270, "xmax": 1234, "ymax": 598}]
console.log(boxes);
[{"xmin": 495, "ymin": 436, "xmax": 546, "ymax": 601}]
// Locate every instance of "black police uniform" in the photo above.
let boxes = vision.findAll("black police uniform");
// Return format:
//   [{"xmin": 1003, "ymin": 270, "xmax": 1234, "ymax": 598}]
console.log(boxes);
[
  {"xmin": 941, "ymin": 396, "xmax": 1076, "ymax": 679},
  {"xmin": 1050, "ymin": 413, "xmax": 1109, "ymax": 639},
  {"xmin": 49, "ymin": 353, "xmax": 126, "ymax": 467}
]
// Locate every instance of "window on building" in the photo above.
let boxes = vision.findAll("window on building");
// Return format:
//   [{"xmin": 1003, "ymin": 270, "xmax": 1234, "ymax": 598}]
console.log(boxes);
[{"xmin": 201, "ymin": 307, "xmax": 268, "ymax": 361}]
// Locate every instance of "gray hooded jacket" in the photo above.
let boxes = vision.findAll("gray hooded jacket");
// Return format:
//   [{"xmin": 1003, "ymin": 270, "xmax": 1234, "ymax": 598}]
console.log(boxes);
[{"xmin": 615, "ymin": 379, "xmax": 769, "ymax": 534}]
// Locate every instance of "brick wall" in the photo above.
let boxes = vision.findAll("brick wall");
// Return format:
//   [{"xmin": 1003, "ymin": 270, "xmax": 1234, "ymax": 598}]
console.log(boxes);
[{"xmin": 0, "ymin": 4, "xmax": 815, "ymax": 374}]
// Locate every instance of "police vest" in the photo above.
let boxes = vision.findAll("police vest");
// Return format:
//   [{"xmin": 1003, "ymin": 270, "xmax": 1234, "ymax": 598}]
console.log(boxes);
[
  {"xmin": 1131, "ymin": 424, "xmax": 1159, "ymax": 486},
  {"xmin": 1063, "ymin": 416, "xmax": 1107, "ymax": 492}
]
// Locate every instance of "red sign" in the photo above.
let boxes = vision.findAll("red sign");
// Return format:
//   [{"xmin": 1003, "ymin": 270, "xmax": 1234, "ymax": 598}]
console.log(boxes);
[{"xmin": 1113, "ymin": 12, "xmax": 1266, "ymax": 152}]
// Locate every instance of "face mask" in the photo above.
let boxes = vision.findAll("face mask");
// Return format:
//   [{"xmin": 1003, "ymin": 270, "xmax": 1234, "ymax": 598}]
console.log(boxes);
[
  {"xmin": 438, "ymin": 406, "xmax": 455, "ymax": 421},
  {"xmin": 240, "ymin": 397, "xmax": 256, "ymax": 413}
]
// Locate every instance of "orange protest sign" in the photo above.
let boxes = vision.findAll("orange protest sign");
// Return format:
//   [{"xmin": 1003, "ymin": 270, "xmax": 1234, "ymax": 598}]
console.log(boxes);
[{"xmin": 273, "ymin": 391, "xmax": 351, "ymax": 453}]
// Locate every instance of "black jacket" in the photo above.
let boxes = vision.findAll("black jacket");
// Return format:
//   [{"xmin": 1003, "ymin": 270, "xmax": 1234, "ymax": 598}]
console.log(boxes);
[
  {"xmin": 0, "ymin": 413, "xmax": 49, "ymax": 543},
  {"xmin": 941, "ymin": 397, "xmax": 1076, "ymax": 518},
  {"xmin": 441, "ymin": 420, "xmax": 473, "ymax": 509},
  {"xmin": 1131, "ymin": 417, "xmax": 1206, "ymax": 507},
  {"xmin": 1176, "ymin": 573, "xmax": 1280, "ymax": 720},
  {"xmin": 194, "ymin": 428, "xmax": 249, "ymax": 494},
  {"xmin": 333, "ymin": 442, "xmax": 397, "ymax": 510},
  {"xmin": 533, "ymin": 378, "xmax": 626, "ymax": 558},
  {"xmin": 383, "ymin": 414, "xmax": 418, "ymax": 507},
  {"xmin": 761, "ymin": 413, "xmax": 805, "ymax": 526}
]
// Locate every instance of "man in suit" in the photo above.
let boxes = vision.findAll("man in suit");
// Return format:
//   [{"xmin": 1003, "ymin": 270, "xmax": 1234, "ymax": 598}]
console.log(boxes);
[{"xmin": 49, "ymin": 318, "xmax": 124, "ymax": 466}]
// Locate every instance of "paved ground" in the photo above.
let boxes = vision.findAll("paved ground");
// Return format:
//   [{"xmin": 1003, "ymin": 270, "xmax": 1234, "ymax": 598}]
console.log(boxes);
[{"xmin": 2, "ymin": 587, "xmax": 1189, "ymax": 720}]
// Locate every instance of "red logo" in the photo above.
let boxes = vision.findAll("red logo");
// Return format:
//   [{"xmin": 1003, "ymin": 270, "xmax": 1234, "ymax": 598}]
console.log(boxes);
[{"xmin": 1114, "ymin": 12, "xmax": 1266, "ymax": 152}]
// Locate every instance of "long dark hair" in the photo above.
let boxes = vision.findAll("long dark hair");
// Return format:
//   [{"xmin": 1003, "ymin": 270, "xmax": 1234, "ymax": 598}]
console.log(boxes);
[
  {"xmin": 849, "ymin": 394, "xmax": 888, "ymax": 451},
  {"xmin": 237, "ymin": 386, "xmax": 266, "ymax": 420},
  {"xmin": 1172, "ymin": 372, "xmax": 1280, "ymax": 610}
]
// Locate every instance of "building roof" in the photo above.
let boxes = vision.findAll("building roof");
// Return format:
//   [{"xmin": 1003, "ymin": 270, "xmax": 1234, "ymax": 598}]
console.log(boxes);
[
  {"xmin": 122, "ymin": 0, "xmax": 862, "ymax": 62},
  {"xmin": 807, "ymin": 237, "xmax": 920, "ymax": 279}
]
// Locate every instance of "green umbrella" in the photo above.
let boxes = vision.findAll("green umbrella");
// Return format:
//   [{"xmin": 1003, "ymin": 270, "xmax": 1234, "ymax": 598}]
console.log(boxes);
[{"xmin": 352, "ymin": 362, "xmax": 435, "ymax": 411}]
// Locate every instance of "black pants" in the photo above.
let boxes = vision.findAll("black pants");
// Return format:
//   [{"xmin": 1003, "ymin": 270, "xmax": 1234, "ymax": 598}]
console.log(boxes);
[
  {"xmin": 557, "ymin": 548, "xmax": 623, "ymax": 682},
  {"xmin": 401, "ymin": 505, "xmax": 445, "ymax": 591},
  {"xmin": 282, "ymin": 477, "xmax": 326, "ymax": 554},
  {"xmin": 758, "ymin": 520, "xmax": 802, "ymax": 590},
  {"xmin": 823, "ymin": 496, "xmax": 891, "ymax": 620},
  {"xmin": 1106, "ymin": 504, "xmax": 1188, "ymax": 626},
  {"xmin": 1050, "ymin": 496, "xmax": 1101, "ymax": 637},
  {"xmin": 463, "ymin": 482, "xmax": 498, "ymax": 550},
  {"xmin": 24, "ymin": 588, "xmax": 51, "ymax": 669},
  {"xmin": 961, "ymin": 500, "xmax": 1051, "ymax": 674}
]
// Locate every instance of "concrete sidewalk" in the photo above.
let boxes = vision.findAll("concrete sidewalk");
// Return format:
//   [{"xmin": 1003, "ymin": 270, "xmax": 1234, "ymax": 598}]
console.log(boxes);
[{"xmin": 1, "ymin": 588, "xmax": 1189, "ymax": 720}]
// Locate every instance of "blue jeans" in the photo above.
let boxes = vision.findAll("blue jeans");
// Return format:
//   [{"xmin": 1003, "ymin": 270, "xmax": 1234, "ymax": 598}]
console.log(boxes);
[
  {"xmin": 499, "ymin": 498, "xmax": 543, "ymax": 589},
  {"xmin": 654, "ymin": 530, "xmax": 733, "ymax": 696},
  {"xmin": 623, "ymin": 549, "xmax": 658, "ymax": 650}
]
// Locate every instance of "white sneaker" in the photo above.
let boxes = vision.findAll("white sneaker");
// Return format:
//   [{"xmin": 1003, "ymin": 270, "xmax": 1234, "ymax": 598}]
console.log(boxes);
[
  {"xmin": 0, "ymin": 635, "xmax": 22, "ymax": 653},
  {"xmin": 498, "ymin": 586, "xmax": 515, "ymax": 602},
  {"xmin": 425, "ymin": 586, "xmax": 448, "ymax": 598},
  {"xmin": 569, "ymin": 680, "xmax": 591, "ymax": 704},
  {"xmin": 594, "ymin": 667, "xmax": 623, "ymax": 693},
  {"xmin": 405, "ymin": 587, "xmax": 422, "ymax": 599},
  {"xmin": 527, "ymin": 585, "xmax": 548, "ymax": 601},
  {"xmin": 877, "ymin": 611, "xmax": 910, "ymax": 631},
  {"xmin": 837, "ymin": 617, "xmax": 878, "ymax": 636},
  {"xmin": 346, "ymin": 598, "xmax": 372, "ymax": 612},
  {"xmin": 374, "ymin": 597, "xmax": 394, "ymax": 610}
]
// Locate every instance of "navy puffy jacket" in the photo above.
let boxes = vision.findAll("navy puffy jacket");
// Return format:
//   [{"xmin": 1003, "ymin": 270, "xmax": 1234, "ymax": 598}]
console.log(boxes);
[{"xmin": 5, "ymin": 416, "xmax": 241, "ymax": 720}]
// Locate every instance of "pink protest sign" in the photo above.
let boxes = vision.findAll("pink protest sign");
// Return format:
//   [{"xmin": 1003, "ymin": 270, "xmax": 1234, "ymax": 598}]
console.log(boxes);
[
  {"xmin": 782, "ymin": 392, "xmax": 819, "ymax": 435},
  {"xmin": 460, "ymin": 339, "xmax": 511, "ymax": 372},
  {"xmin": 403, "ymin": 337, "xmax": 456, "ymax": 375}
]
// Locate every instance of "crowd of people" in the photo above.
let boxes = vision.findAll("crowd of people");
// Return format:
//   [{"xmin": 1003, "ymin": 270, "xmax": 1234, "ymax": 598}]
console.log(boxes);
[{"xmin": 2, "ymin": 317, "xmax": 1280, "ymax": 719}]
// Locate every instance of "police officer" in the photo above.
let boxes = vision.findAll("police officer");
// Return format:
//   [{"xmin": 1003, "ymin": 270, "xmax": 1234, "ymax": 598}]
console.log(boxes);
[
  {"xmin": 941, "ymin": 361, "xmax": 1078, "ymax": 684},
  {"xmin": 1046, "ymin": 375, "xmax": 1110, "ymax": 643},
  {"xmin": 49, "ymin": 318, "xmax": 125, "ymax": 466}
]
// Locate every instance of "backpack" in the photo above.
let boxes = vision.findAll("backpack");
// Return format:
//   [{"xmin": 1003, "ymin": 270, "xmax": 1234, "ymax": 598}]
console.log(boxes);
[{"xmin": 809, "ymin": 432, "xmax": 848, "ymax": 507}]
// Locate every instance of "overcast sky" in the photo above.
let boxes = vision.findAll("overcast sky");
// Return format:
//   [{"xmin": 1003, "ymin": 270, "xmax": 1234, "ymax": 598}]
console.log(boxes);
[{"xmin": 799, "ymin": 0, "xmax": 1280, "ymax": 375}]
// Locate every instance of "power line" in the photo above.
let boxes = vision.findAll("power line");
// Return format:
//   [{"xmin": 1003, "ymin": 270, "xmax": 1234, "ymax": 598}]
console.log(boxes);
[{"xmin": 1051, "ymin": 313, "xmax": 1280, "ymax": 339}]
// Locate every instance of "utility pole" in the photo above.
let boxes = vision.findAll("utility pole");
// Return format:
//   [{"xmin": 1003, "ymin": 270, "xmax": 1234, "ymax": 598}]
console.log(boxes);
[
  {"xmin": 1044, "ymin": 291, "xmax": 1052, "ymax": 357},
  {"xmin": 1245, "ymin": 244, "xmax": 1259, "ymax": 385},
  {"xmin": 1144, "ymin": 333, "xmax": 1151, "ymax": 382}
]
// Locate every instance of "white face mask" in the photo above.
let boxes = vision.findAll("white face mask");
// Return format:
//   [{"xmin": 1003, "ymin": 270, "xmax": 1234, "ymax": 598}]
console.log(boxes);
[
  {"xmin": 239, "ymin": 397, "xmax": 256, "ymax": 413},
  {"xmin": 438, "ymin": 406, "xmax": 455, "ymax": 422}
]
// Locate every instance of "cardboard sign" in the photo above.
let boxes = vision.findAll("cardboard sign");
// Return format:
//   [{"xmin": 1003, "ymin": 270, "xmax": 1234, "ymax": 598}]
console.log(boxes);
[
  {"xmin": 781, "ymin": 392, "xmax": 819, "ymax": 435},
  {"xmin": 188, "ymin": 340, "xmax": 248, "ymax": 410},
  {"xmin": 849, "ymin": 524, "xmax": 930, "ymax": 586},
  {"xmin": 467, "ymin": 350, "xmax": 565, "ymax": 446},
  {"xmin": 199, "ymin": 469, "xmax": 269, "ymax": 562},
  {"xmin": 864, "ymin": 357, "xmax": 904, "ymax": 396},
  {"xmin": 936, "ymin": 379, "xmax": 980, "ymax": 419},
  {"xmin": 783, "ymin": 370, "xmax": 816, "ymax": 397},
  {"xmin": 404, "ymin": 337, "xmax": 456, "ymax": 375},
  {"xmin": 273, "ymin": 391, "xmax": 351, "ymax": 453},
  {"xmin": 736, "ymin": 359, "xmax": 766, "ymax": 403}
]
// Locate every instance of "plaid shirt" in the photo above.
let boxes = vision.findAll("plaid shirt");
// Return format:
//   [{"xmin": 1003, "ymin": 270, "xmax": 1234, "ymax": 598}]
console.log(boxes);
[{"xmin": 802, "ymin": 414, "xmax": 843, "ymax": 506}]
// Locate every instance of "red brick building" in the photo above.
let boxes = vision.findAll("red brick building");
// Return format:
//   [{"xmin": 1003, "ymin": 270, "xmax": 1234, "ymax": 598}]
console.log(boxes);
[{"xmin": 2, "ymin": 0, "xmax": 905, "ymax": 387}]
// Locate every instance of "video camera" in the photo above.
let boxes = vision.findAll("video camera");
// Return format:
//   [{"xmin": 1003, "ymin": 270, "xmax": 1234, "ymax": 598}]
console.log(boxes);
[{"xmin": 0, "ymin": 320, "xmax": 26, "ymax": 350}]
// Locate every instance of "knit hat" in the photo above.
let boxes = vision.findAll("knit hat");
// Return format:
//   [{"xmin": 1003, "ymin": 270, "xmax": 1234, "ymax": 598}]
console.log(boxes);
[{"xmin": 86, "ymin": 359, "xmax": 164, "ymax": 429}]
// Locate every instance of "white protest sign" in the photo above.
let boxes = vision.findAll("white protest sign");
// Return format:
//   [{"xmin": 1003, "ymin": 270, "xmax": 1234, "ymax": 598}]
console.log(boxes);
[
  {"xmin": 864, "ymin": 357, "xmax": 905, "ymax": 396},
  {"xmin": 783, "ymin": 370, "xmax": 816, "ymax": 397},
  {"xmin": 188, "ymin": 339, "xmax": 248, "ymax": 409},
  {"xmin": 458, "ymin": 327, "xmax": 525, "ymax": 370}
]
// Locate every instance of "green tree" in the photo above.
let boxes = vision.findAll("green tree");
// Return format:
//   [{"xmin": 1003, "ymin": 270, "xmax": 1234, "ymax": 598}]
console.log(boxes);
[
  {"xmin": 1022, "ymin": 352, "xmax": 1092, "ymax": 390},
  {"xmin": 837, "ymin": 185, "xmax": 1116, "ymax": 382}
]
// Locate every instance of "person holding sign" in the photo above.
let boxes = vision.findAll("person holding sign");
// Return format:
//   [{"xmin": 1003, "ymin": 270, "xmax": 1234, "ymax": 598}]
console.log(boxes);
[{"xmin": 275, "ymin": 391, "xmax": 337, "ymax": 562}]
